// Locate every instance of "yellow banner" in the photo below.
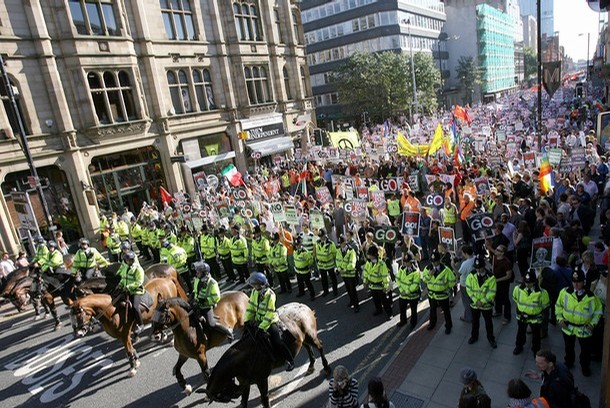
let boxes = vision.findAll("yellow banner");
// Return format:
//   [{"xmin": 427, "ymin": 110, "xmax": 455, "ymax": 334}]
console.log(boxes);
[
  {"xmin": 396, "ymin": 131, "xmax": 429, "ymax": 156},
  {"xmin": 328, "ymin": 131, "xmax": 361, "ymax": 149}
]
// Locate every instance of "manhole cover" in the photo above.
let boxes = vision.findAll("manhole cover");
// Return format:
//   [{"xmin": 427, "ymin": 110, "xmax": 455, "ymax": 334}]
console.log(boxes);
[{"xmin": 390, "ymin": 390, "xmax": 425, "ymax": 408}]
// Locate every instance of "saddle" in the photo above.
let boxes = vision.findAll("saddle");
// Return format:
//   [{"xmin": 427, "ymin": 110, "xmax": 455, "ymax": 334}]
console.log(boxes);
[{"xmin": 117, "ymin": 291, "xmax": 154, "ymax": 313}]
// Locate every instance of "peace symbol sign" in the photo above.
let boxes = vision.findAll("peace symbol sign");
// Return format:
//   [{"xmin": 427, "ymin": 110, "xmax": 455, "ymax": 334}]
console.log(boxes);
[{"xmin": 337, "ymin": 138, "xmax": 354, "ymax": 149}]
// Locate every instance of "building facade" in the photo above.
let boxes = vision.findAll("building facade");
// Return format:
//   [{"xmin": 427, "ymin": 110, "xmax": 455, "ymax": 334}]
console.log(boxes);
[
  {"xmin": 300, "ymin": 0, "xmax": 447, "ymax": 125},
  {"xmin": 522, "ymin": 14, "xmax": 537, "ymax": 50},
  {"xmin": 518, "ymin": 0, "xmax": 553, "ymax": 38},
  {"xmin": 0, "ymin": 0, "xmax": 314, "ymax": 254}
]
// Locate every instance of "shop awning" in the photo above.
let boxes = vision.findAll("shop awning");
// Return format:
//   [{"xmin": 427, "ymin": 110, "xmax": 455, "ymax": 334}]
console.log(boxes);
[
  {"xmin": 184, "ymin": 151, "xmax": 236, "ymax": 169},
  {"xmin": 247, "ymin": 136, "xmax": 294, "ymax": 157}
]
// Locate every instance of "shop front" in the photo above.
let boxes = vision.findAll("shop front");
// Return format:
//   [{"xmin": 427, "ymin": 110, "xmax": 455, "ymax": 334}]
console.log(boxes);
[
  {"xmin": 241, "ymin": 113, "xmax": 293, "ymax": 169},
  {"xmin": 90, "ymin": 146, "xmax": 165, "ymax": 215}
]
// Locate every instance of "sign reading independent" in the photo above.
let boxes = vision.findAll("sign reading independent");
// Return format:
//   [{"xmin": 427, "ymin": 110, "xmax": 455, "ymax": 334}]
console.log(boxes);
[{"xmin": 241, "ymin": 114, "xmax": 286, "ymax": 141}]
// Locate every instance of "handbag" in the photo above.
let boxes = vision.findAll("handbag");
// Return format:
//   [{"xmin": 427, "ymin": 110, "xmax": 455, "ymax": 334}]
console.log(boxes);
[{"xmin": 593, "ymin": 275, "xmax": 607, "ymax": 303}]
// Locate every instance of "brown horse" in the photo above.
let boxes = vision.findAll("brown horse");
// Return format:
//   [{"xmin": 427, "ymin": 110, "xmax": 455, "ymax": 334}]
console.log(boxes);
[
  {"xmin": 70, "ymin": 277, "xmax": 182, "ymax": 377},
  {"xmin": 205, "ymin": 302, "xmax": 331, "ymax": 408},
  {"xmin": 145, "ymin": 263, "xmax": 188, "ymax": 299},
  {"xmin": 1, "ymin": 267, "xmax": 32, "ymax": 311},
  {"xmin": 150, "ymin": 291, "xmax": 249, "ymax": 394}
]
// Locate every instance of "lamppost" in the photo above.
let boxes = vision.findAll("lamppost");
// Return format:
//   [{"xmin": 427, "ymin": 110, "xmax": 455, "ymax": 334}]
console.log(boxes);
[
  {"xmin": 578, "ymin": 32, "xmax": 590, "ymax": 81},
  {"xmin": 402, "ymin": 19, "xmax": 418, "ymax": 115}
]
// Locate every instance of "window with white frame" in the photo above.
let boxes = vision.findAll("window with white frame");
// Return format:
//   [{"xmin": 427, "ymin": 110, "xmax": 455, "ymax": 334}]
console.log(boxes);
[
  {"xmin": 193, "ymin": 68, "xmax": 216, "ymax": 111},
  {"xmin": 87, "ymin": 70, "xmax": 137, "ymax": 124},
  {"xmin": 69, "ymin": 0, "xmax": 120, "ymax": 36},
  {"xmin": 244, "ymin": 66, "xmax": 272, "ymax": 105},
  {"xmin": 233, "ymin": 1, "xmax": 263, "ymax": 41},
  {"xmin": 160, "ymin": 0, "xmax": 196, "ymax": 40}
]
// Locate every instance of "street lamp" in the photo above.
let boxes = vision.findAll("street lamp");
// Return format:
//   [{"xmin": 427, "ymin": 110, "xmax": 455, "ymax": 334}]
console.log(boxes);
[
  {"xmin": 402, "ymin": 19, "xmax": 418, "ymax": 115},
  {"xmin": 578, "ymin": 33, "xmax": 590, "ymax": 81}
]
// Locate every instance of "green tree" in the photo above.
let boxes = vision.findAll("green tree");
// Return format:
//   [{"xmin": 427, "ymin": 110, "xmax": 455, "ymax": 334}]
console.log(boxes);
[
  {"xmin": 456, "ymin": 56, "xmax": 482, "ymax": 104},
  {"xmin": 524, "ymin": 46, "xmax": 537, "ymax": 79},
  {"xmin": 331, "ymin": 51, "xmax": 439, "ymax": 123}
]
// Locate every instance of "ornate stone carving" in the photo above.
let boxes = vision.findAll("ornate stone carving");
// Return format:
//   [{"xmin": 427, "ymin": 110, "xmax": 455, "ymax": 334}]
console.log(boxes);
[{"xmin": 83, "ymin": 120, "xmax": 151, "ymax": 141}]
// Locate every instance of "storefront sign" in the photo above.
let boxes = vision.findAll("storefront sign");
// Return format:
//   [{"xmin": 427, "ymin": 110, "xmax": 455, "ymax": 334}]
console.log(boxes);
[{"xmin": 242, "ymin": 117, "xmax": 285, "ymax": 141}]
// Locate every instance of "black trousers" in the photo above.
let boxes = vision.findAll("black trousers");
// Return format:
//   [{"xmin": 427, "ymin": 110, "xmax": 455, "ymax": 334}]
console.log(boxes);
[
  {"xmin": 399, "ymin": 297, "xmax": 418, "ymax": 326},
  {"xmin": 130, "ymin": 293, "xmax": 143, "ymax": 326},
  {"xmin": 220, "ymin": 257, "xmax": 236, "ymax": 281},
  {"xmin": 342, "ymin": 276, "xmax": 359, "ymax": 308},
  {"xmin": 370, "ymin": 288, "xmax": 392, "ymax": 315},
  {"xmin": 494, "ymin": 281, "xmax": 511, "ymax": 320},
  {"xmin": 429, "ymin": 298, "xmax": 452, "ymax": 329},
  {"xmin": 268, "ymin": 323, "xmax": 294, "ymax": 364},
  {"xmin": 296, "ymin": 273, "xmax": 315, "ymax": 299},
  {"xmin": 516, "ymin": 320, "xmax": 541, "ymax": 353},
  {"xmin": 139, "ymin": 243, "xmax": 152, "ymax": 260},
  {"xmin": 151, "ymin": 248, "xmax": 160, "ymax": 263},
  {"xmin": 319, "ymin": 267, "xmax": 338, "ymax": 295},
  {"xmin": 563, "ymin": 333, "xmax": 592, "ymax": 369},
  {"xmin": 276, "ymin": 271, "xmax": 291, "ymax": 293},
  {"xmin": 471, "ymin": 308, "xmax": 495, "ymax": 341},
  {"xmin": 205, "ymin": 257, "xmax": 222, "ymax": 281},
  {"xmin": 234, "ymin": 263, "xmax": 249, "ymax": 283}
]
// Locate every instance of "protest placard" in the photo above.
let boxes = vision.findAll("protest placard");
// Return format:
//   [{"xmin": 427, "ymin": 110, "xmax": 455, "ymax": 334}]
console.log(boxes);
[
  {"xmin": 401, "ymin": 212, "xmax": 421, "ymax": 237},
  {"xmin": 530, "ymin": 237, "xmax": 554, "ymax": 269}
]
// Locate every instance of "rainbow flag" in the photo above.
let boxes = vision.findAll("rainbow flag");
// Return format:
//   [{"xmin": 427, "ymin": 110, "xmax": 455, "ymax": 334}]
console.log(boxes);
[{"xmin": 539, "ymin": 155, "xmax": 553, "ymax": 193}]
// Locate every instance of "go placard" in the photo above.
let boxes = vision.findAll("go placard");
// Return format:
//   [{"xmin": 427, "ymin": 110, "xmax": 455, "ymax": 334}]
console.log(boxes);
[
  {"xmin": 232, "ymin": 187, "xmax": 247, "ymax": 200},
  {"xmin": 401, "ymin": 212, "xmax": 421, "ymax": 237},
  {"xmin": 466, "ymin": 213, "xmax": 495, "ymax": 241},
  {"xmin": 374, "ymin": 226, "xmax": 400, "ymax": 244},
  {"xmin": 438, "ymin": 227, "xmax": 456, "ymax": 253},
  {"xmin": 309, "ymin": 210, "xmax": 325, "ymax": 230},
  {"xmin": 425, "ymin": 194, "xmax": 445, "ymax": 208}
]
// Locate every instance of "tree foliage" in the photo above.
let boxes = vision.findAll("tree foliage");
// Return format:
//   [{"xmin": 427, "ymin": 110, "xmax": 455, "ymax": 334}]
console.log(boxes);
[
  {"xmin": 456, "ymin": 56, "xmax": 483, "ymax": 104},
  {"xmin": 524, "ymin": 46, "xmax": 537, "ymax": 79},
  {"xmin": 331, "ymin": 51, "xmax": 439, "ymax": 123}
]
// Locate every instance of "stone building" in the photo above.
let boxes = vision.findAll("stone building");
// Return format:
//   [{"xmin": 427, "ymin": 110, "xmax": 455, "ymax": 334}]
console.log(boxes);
[{"xmin": 0, "ymin": 0, "xmax": 314, "ymax": 254}]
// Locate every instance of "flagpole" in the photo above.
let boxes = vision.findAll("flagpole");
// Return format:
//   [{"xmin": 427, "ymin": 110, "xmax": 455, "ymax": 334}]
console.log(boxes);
[{"xmin": 536, "ymin": 0, "xmax": 542, "ymax": 149}]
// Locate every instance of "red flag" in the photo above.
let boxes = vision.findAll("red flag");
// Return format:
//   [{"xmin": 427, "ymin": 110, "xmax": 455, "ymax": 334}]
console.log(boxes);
[
  {"xmin": 160, "ymin": 186, "xmax": 172, "ymax": 206},
  {"xmin": 453, "ymin": 105, "xmax": 471, "ymax": 125}
]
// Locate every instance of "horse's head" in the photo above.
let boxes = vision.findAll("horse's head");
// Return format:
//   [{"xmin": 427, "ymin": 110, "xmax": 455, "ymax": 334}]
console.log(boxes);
[
  {"xmin": 150, "ymin": 295, "xmax": 171, "ymax": 342},
  {"xmin": 70, "ymin": 304, "xmax": 92, "ymax": 338},
  {"xmin": 204, "ymin": 378, "xmax": 241, "ymax": 404}
]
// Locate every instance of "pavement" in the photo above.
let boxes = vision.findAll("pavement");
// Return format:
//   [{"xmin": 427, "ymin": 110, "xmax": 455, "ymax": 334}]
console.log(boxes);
[{"xmin": 375, "ymin": 291, "xmax": 602, "ymax": 408}]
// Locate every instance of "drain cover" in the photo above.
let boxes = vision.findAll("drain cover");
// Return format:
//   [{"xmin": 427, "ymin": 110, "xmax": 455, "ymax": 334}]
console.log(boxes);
[{"xmin": 390, "ymin": 390, "xmax": 425, "ymax": 408}]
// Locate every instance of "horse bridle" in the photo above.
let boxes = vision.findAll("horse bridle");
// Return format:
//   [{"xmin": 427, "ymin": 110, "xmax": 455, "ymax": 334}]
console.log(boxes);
[{"xmin": 151, "ymin": 301, "xmax": 194, "ymax": 332}]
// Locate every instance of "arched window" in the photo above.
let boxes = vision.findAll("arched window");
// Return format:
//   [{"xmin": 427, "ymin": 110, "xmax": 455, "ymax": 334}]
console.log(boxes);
[
  {"xmin": 87, "ymin": 70, "xmax": 137, "ymax": 124},
  {"xmin": 283, "ymin": 67, "xmax": 292, "ymax": 100},
  {"xmin": 167, "ymin": 69, "xmax": 193, "ymax": 114},
  {"xmin": 244, "ymin": 65, "xmax": 272, "ymax": 105},
  {"xmin": 300, "ymin": 66, "xmax": 309, "ymax": 97},
  {"xmin": 233, "ymin": 1, "xmax": 263, "ymax": 41},
  {"xmin": 292, "ymin": 12, "xmax": 301, "ymax": 44},
  {"xmin": 193, "ymin": 68, "xmax": 216, "ymax": 110},
  {"xmin": 0, "ymin": 77, "xmax": 29, "ymax": 137}
]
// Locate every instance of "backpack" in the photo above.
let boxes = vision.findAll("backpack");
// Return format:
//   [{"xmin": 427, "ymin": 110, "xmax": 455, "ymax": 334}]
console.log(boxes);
[{"xmin": 571, "ymin": 387, "xmax": 591, "ymax": 408}]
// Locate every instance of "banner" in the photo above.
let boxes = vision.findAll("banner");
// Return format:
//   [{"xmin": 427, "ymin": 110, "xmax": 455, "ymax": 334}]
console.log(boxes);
[
  {"xmin": 315, "ymin": 186, "xmax": 332, "ymax": 205},
  {"xmin": 328, "ymin": 131, "xmax": 361, "ymax": 149},
  {"xmin": 270, "ymin": 202, "xmax": 286, "ymax": 222},
  {"xmin": 542, "ymin": 61, "xmax": 562, "ymax": 98},
  {"xmin": 373, "ymin": 226, "xmax": 401, "ymax": 244},
  {"xmin": 548, "ymin": 148, "xmax": 563, "ymax": 166},
  {"xmin": 530, "ymin": 237, "xmax": 553, "ymax": 269},
  {"xmin": 424, "ymin": 194, "xmax": 445, "ymax": 208},
  {"xmin": 309, "ymin": 210, "xmax": 325, "ymax": 230},
  {"xmin": 345, "ymin": 200, "xmax": 367, "ymax": 219},
  {"xmin": 369, "ymin": 190, "xmax": 386, "ymax": 210},
  {"xmin": 284, "ymin": 205, "xmax": 299, "ymax": 225},
  {"xmin": 466, "ymin": 213, "xmax": 495, "ymax": 241},
  {"xmin": 474, "ymin": 178, "xmax": 491, "ymax": 196},
  {"xmin": 401, "ymin": 212, "xmax": 421, "ymax": 237},
  {"xmin": 424, "ymin": 174, "xmax": 456, "ymax": 187},
  {"xmin": 439, "ymin": 227, "xmax": 456, "ymax": 253}
]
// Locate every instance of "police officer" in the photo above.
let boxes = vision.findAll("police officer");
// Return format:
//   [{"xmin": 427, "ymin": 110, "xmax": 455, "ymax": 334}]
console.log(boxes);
[
  {"xmin": 363, "ymin": 245, "xmax": 392, "ymax": 317},
  {"xmin": 466, "ymin": 257, "xmax": 497, "ymax": 348},
  {"xmin": 32, "ymin": 235, "xmax": 49, "ymax": 266},
  {"xmin": 161, "ymin": 240, "xmax": 190, "ymax": 292},
  {"xmin": 513, "ymin": 269, "xmax": 550, "ymax": 356},
  {"xmin": 200, "ymin": 224, "xmax": 221, "ymax": 280},
  {"xmin": 422, "ymin": 250, "xmax": 455, "ymax": 334},
  {"xmin": 230, "ymin": 224, "xmax": 249, "ymax": 283},
  {"xmin": 116, "ymin": 251, "xmax": 145, "ymax": 335},
  {"xmin": 129, "ymin": 217, "xmax": 143, "ymax": 253},
  {"xmin": 294, "ymin": 236, "xmax": 315, "ymax": 300},
  {"xmin": 191, "ymin": 261, "xmax": 234, "ymax": 343},
  {"xmin": 555, "ymin": 269, "xmax": 603, "ymax": 377},
  {"xmin": 269, "ymin": 232, "xmax": 291, "ymax": 293},
  {"xmin": 245, "ymin": 272, "xmax": 295, "ymax": 371},
  {"xmin": 315, "ymin": 229, "xmax": 338, "ymax": 297},
  {"xmin": 217, "ymin": 227, "xmax": 236, "ymax": 281},
  {"xmin": 336, "ymin": 234, "xmax": 359, "ymax": 312},
  {"xmin": 252, "ymin": 225, "xmax": 272, "ymax": 286},
  {"xmin": 106, "ymin": 226, "xmax": 121, "ymax": 263},
  {"xmin": 178, "ymin": 226, "xmax": 196, "ymax": 275},
  {"xmin": 73, "ymin": 238, "xmax": 110, "ymax": 280},
  {"xmin": 396, "ymin": 251, "xmax": 421, "ymax": 328}
]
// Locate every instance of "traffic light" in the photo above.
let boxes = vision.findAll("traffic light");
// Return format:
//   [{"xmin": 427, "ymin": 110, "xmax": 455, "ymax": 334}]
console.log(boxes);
[{"xmin": 576, "ymin": 83, "xmax": 583, "ymax": 98}]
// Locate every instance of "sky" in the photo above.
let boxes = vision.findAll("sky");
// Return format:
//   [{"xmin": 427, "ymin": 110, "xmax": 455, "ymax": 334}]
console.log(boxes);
[{"xmin": 556, "ymin": 0, "xmax": 607, "ymax": 62}]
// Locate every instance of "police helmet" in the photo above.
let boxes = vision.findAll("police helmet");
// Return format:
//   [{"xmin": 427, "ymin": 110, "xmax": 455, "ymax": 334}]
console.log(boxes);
[
  {"xmin": 318, "ymin": 228, "xmax": 327, "ymax": 238},
  {"xmin": 47, "ymin": 240, "xmax": 57, "ymax": 248},
  {"xmin": 249, "ymin": 272, "xmax": 267, "ymax": 286},
  {"xmin": 162, "ymin": 240, "xmax": 171, "ymax": 248},
  {"xmin": 367, "ymin": 245, "xmax": 379, "ymax": 258},
  {"xmin": 270, "ymin": 232, "xmax": 280, "ymax": 241},
  {"xmin": 193, "ymin": 261, "xmax": 211, "ymax": 275},
  {"xmin": 430, "ymin": 250, "xmax": 441, "ymax": 263},
  {"xmin": 524, "ymin": 270, "xmax": 537, "ymax": 283},
  {"xmin": 79, "ymin": 238, "xmax": 90, "ymax": 246},
  {"xmin": 123, "ymin": 251, "xmax": 137, "ymax": 261},
  {"xmin": 36, "ymin": 236, "xmax": 45, "ymax": 244},
  {"xmin": 120, "ymin": 241, "xmax": 132, "ymax": 251},
  {"xmin": 474, "ymin": 257, "xmax": 485, "ymax": 269}
]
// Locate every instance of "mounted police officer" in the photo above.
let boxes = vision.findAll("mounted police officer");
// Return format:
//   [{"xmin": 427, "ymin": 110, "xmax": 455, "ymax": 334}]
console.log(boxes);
[
  {"xmin": 245, "ymin": 272, "xmax": 295, "ymax": 372},
  {"xmin": 191, "ymin": 261, "xmax": 234, "ymax": 343},
  {"xmin": 73, "ymin": 238, "xmax": 110, "ymax": 280},
  {"xmin": 116, "ymin": 251, "xmax": 145, "ymax": 335}
]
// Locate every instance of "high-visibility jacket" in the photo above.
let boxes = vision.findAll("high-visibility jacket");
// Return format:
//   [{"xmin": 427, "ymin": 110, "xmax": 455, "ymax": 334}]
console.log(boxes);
[
  {"xmin": 405, "ymin": 196, "xmax": 420, "ymax": 212},
  {"xmin": 116, "ymin": 220, "xmax": 129, "ymax": 240},
  {"xmin": 73, "ymin": 248, "xmax": 109, "ymax": 271},
  {"xmin": 466, "ymin": 272, "xmax": 497, "ymax": 310},
  {"xmin": 33, "ymin": 244, "xmax": 49, "ymax": 264},
  {"xmin": 269, "ymin": 242, "xmax": 288, "ymax": 273},
  {"xmin": 459, "ymin": 200, "xmax": 475, "ymax": 221},
  {"xmin": 40, "ymin": 249, "xmax": 63, "ymax": 272},
  {"xmin": 281, "ymin": 173, "xmax": 291, "ymax": 188},
  {"xmin": 154, "ymin": 229, "xmax": 167, "ymax": 249},
  {"xmin": 441, "ymin": 205, "xmax": 458, "ymax": 225},
  {"xmin": 422, "ymin": 264, "xmax": 455, "ymax": 300},
  {"xmin": 230, "ymin": 235, "xmax": 248, "ymax": 265},
  {"xmin": 245, "ymin": 288, "xmax": 279, "ymax": 331},
  {"xmin": 99, "ymin": 216, "xmax": 109, "ymax": 232},
  {"xmin": 336, "ymin": 247, "xmax": 357, "ymax": 278},
  {"xmin": 200, "ymin": 234, "xmax": 217, "ymax": 259},
  {"xmin": 117, "ymin": 262, "xmax": 145, "ymax": 295},
  {"xmin": 294, "ymin": 248, "xmax": 313, "ymax": 274},
  {"xmin": 387, "ymin": 199, "xmax": 401, "ymax": 216},
  {"xmin": 363, "ymin": 260, "xmax": 389, "ymax": 290},
  {"xmin": 178, "ymin": 234, "xmax": 196, "ymax": 259},
  {"xmin": 148, "ymin": 228, "xmax": 161, "ymax": 248},
  {"xmin": 106, "ymin": 233, "xmax": 121, "ymax": 255},
  {"xmin": 217, "ymin": 236, "xmax": 232, "ymax": 259},
  {"xmin": 555, "ymin": 287, "xmax": 602, "ymax": 338},
  {"xmin": 140, "ymin": 226, "xmax": 152, "ymax": 246},
  {"xmin": 193, "ymin": 276, "xmax": 220, "ymax": 309},
  {"xmin": 396, "ymin": 266, "xmax": 421, "ymax": 300},
  {"xmin": 161, "ymin": 245, "xmax": 188, "ymax": 273},
  {"xmin": 315, "ymin": 240, "xmax": 336, "ymax": 270},
  {"xmin": 512, "ymin": 284, "xmax": 550, "ymax": 324},
  {"xmin": 252, "ymin": 237, "xmax": 270, "ymax": 264},
  {"xmin": 130, "ymin": 223, "xmax": 143, "ymax": 242},
  {"xmin": 165, "ymin": 232, "xmax": 178, "ymax": 245}
]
